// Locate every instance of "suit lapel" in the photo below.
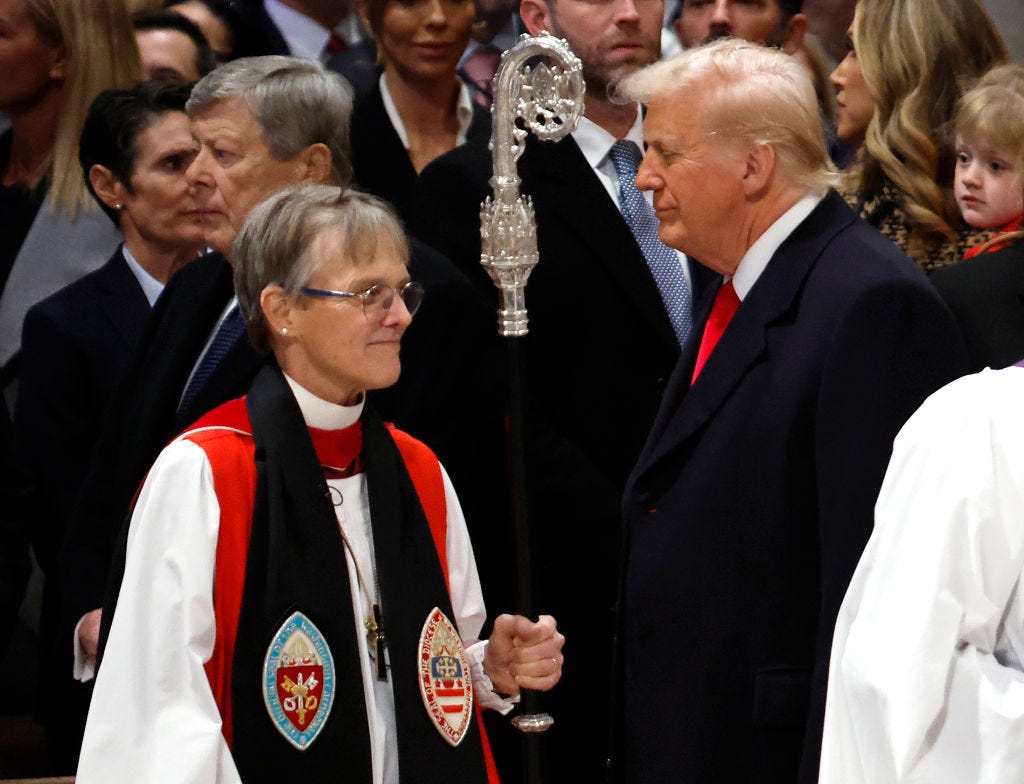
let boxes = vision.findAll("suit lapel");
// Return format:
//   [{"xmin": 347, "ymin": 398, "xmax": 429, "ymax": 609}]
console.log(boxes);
[
  {"xmin": 93, "ymin": 249, "xmax": 152, "ymax": 353},
  {"xmin": 637, "ymin": 274, "xmax": 720, "ymax": 461},
  {"xmin": 634, "ymin": 192, "xmax": 856, "ymax": 480},
  {"xmin": 525, "ymin": 136, "xmax": 679, "ymax": 350}
]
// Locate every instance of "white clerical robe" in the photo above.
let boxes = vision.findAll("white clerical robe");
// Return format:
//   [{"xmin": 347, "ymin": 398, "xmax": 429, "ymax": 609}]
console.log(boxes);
[
  {"xmin": 76, "ymin": 379, "xmax": 512, "ymax": 784},
  {"xmin": 820, "ymin": 365, "xmax": 1024, "ymax": 783}
]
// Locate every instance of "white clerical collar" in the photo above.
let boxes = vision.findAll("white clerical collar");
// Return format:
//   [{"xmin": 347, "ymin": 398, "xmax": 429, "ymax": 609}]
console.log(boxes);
[
  {"xmin": 264, "ymin": 0, "xmax": 331, "ymax": 60},
  {"xmin": 730, "ymin": 191, "xmax": 825, "ymax": 300},
  {"xmin": 379, "ymin": 72, "xmax": 475, "ymax": 150},
  {"xmin": 573, "ymin": 108, "xmax": 644, "ymax": 170},
  {"xmin": 120, "ymin": 244, "xmax": 164, "ymax": 306},
  {"xmin": 284, "ymin": 373, "xmax": 364, "ymax": 430}
]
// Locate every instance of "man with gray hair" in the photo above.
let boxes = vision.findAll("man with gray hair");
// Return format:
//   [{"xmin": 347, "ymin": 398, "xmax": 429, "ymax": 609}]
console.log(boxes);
[
  {"xmin": 60, "ymin": 56, "xmax": 494, "ymax": 691},
  {"xmin": 612, "ymin": 39, "xmax": 967, "ymax": 782}
]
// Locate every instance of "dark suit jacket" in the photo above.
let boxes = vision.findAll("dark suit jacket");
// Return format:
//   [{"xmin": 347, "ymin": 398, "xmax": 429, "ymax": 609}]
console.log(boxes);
[
  {"xmin": 13, "ymin": 248, "xmax": 150, "ymax": 580},
  {"xmin": 350, "ymin": 84, "xmax": 489, "ymax": 225},
  {"xmin": 616, "ymin": 192, "xmax": 969, "ymax": 783},
  {"xmin": 236, "ymin": 0, "xmax": 290, "ymax": 55},
  {"xmin": 4, "ymin": 247, "xmax": 150, "ymax": 763},
  {"xmin": 928, "ymin": 239, "xmax": 1024, "ymax": 372},
  {"xmin": 59, "ymin": 252, "xmax": 264, "ymax": 641},
  {"xmin": 414, "ymin": 132, "xmax": 717, "ymax": 780},
  {"xmin": 325, "ymin": 39, "xmax": 381, "ymax": 100}
]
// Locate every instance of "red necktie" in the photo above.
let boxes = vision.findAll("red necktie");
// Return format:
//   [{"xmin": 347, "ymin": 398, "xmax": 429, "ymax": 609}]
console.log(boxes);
[
  {"xmin": 691, "ymin": 280, "xmax": 740, "ymax": 384},
  {"xmin": 324, "ymin": 31, "xmax": 347, "ymax": 55}
]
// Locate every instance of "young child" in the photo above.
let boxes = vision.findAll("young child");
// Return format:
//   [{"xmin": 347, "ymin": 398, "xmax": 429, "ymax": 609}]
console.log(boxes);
[{"xmin": 955, "ymin": 64, "xmax": 1024, "ymax": 259}]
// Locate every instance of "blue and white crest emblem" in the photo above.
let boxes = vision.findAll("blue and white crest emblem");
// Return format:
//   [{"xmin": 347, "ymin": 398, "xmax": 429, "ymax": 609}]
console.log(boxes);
[
  {"xmin": 418, "ymin": 607, "xmax": 473, "ymax": 746},
  {"xmin": 262, "ymin": 611, "xmax": 335, "ymax": 750}
]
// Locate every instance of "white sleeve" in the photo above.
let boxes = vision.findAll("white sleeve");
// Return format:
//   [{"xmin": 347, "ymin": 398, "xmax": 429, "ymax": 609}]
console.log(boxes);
[
  {"xmin": 440, "ymin": 464, "xmax": 517, "ymax": 714},
  {"xmin": 820, "ymin": 368, "xmax": 1024, "ymax": 784},
  {"xmin": 72, "ymin": 613, "xmax": 95, "ymax": 682},
  {"xmin": 75, "ymin": 440, "xmax": 241, "ymax": 784}
]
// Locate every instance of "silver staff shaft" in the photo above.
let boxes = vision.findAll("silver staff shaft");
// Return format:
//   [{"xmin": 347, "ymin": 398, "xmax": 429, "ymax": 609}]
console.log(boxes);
[{"xmin": 478, "ymin": 30, "xmax": 585, "ymax": 782}]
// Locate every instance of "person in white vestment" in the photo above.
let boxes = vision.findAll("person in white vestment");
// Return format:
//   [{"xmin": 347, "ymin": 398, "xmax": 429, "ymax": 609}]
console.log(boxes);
[
  {"xmin": 820, "ymin": 363, "xmax": 1024, "ymax": 783},
  {"xmin": 76, "ymin": 186, "xmax": 564, "ymax": 784}
]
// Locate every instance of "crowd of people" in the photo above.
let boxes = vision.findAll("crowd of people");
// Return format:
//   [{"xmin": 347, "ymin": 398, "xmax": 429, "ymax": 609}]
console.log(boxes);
[{"xmin": 0, "ymin": 0, "xmax": 1022, "ymax": 781}]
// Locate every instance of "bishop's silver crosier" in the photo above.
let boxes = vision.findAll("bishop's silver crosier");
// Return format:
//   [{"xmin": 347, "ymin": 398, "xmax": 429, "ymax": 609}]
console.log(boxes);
[
  {"xmin": 478, "ymin": 30, "xmax": 584, "ymax": 762},
  {"xmin": 480, "ymin": 31, "xmax": 585, "ymax": 336}
]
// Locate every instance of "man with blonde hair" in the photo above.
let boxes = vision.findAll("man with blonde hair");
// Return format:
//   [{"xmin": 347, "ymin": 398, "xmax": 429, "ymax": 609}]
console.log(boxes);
[{"xmin": 612, "ymin": 39, "xmax": 967, "ymax": 782}]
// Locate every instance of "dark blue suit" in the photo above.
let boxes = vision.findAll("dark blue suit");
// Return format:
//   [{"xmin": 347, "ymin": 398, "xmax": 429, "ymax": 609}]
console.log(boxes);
[
  {"xmin": 616, "ymin": 192, "xmax": 969, "ymax": 783},
  {"xmin": 4, "ymin": 247, "xmax": 150, "ymax": 768}
]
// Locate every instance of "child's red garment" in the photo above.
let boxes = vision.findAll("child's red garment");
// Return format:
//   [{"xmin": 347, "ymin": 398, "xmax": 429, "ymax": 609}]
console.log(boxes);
[{"xmin": 963, "ymin": 214, "xmax": 1023, "ymax": 259}]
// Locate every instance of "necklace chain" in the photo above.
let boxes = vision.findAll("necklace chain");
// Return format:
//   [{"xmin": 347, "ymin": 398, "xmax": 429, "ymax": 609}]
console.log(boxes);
[{"xmin": 329, "ymin": 474, "xmax": 389, "ymax": 681}]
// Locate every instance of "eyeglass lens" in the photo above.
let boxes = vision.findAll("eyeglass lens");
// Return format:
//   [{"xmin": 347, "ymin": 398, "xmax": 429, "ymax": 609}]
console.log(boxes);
[{"xmin": 364, "ymin": 282, "xmax": 424, "ymax": 316}]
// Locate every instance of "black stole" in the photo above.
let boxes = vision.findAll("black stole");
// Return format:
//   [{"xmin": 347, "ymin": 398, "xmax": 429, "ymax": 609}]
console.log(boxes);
[{"xmin": 230, "ymin": 365, "xmax": 489, "ymax": 782}]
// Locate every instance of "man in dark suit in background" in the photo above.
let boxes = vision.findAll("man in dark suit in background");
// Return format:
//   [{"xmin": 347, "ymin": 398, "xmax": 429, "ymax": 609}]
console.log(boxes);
[
  {"xmin": 414, "ymin": 0, "xmax": 715, "ymax": 776},
  {"xmin": 613, "ymin": 40, "xmax": 968, "ymax": 783}
]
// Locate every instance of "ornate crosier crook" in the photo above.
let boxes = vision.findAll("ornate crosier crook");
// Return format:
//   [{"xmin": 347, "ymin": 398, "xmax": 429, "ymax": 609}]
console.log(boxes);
[
  {"xmin": 478, "ymin": 30, "xmax": 584, "ymax": 781},
  {"xmin": 480, "ymin": 31, "xmax": 585, "ymax": 336}
]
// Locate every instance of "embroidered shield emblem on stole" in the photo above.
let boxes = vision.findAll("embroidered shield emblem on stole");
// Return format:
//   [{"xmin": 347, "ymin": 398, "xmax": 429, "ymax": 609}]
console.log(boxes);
[
  {"xmin": 418, "ymin": 607, "xmax": 473, "ymax": 746},
  {"xmin": 262, "ymin": 611, "xmax": 335, "ymax": 750}
]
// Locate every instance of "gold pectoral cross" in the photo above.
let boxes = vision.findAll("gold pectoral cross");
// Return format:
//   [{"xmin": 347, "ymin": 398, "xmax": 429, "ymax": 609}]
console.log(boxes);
[{"xmin": 365, "ymin": 603, "xmax": 387, "ymax": 680}]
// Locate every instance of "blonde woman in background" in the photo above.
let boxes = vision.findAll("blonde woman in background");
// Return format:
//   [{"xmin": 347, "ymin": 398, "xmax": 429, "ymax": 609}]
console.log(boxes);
[
  {"xmin": 831, "ymin": 0, "xmax": 1007, "ymax": 269},
  {"xmin": 0, "ymin": 0, "xmax": 140, "ymax": 405}
]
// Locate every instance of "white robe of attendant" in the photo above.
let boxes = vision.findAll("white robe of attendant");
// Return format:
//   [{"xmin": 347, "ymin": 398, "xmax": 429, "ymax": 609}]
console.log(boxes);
[
  {"xmin": 76, "ymin": 377, "xmax": 511, "ymax": 784},
  {"xmin": 819, "ymin": 365, "xmax": 1024, "ymax": 783}
]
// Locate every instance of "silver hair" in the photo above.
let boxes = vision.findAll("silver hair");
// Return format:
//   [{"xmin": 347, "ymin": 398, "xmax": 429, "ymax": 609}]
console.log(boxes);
[
  {"xmin": 617, "ymin": 38, "xmax": 840, "ymax": 192},
  {"xmin": 233, "ymin": 185, "xmax": 410, "ymax": 352},
  {"xmin": 187, "ymin": 55, "xmax": 354, "ymax": 186}
]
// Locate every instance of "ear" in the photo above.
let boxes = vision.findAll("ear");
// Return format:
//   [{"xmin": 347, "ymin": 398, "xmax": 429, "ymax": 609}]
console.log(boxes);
[
  {"xmin": 296, "ymin": 143, "xmax": 333, "ymax": 186},
  {"xmin": 741, "ymin": 143, "xmax": 776, "ymax": 198},
  {"xmin": 260, "ymin": 285, "xmax": 295, "ymax": 338},
  {"xmin": 49, "ymin": 44, "xmax": 68, "ymax": 80},
  {"xmin": 780, "ymin": 13, "xmax": 808, "ymax": 55},
  {"xmin": 88, "ymin": 164, "xmax": 126, "ymax": 214},
  {"xmin": 520, "ymin": 0, "xmax": 553, "ymax": 36}
]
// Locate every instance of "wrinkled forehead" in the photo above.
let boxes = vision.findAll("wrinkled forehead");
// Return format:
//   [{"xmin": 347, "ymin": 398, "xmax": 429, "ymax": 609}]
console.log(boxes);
[{"xmin": 190, "ymin": 96, "xmax": 264, "ymax": 143}]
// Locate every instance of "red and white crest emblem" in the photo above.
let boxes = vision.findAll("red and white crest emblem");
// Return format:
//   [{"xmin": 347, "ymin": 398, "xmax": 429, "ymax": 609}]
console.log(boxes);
[
  {"xmin": 418, "ymin": 607, "xmax": 473, "ymax": 746},
  {"xmin": 262, "ymin": 612, "xmax": 335, "ymax": 750}
]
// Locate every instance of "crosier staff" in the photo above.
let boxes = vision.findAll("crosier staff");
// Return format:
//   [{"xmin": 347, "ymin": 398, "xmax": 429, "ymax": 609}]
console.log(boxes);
[{"xmin": 478, "ymin": 30, "xmax": 584, "ymax": 783}]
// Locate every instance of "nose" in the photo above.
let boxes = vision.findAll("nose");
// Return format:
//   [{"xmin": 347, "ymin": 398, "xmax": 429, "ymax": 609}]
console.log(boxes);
[
  {"xmin": 382, "ymin": 292, "xmax": 414, "ymax": 329},
  {"xmin": 185, "ymin": 145, "xmax": 213, "ymax": 189},
  {"xmin": 424, "ymin": 0, "xmax": 446, "ymax": 26},
  {"xmin": 830, "ymin": 54, "xmax": 850, "ymax": 91},
  {"xmin": 613, "ymin": 0, "xmax": 641, "ymax": 23},
  {"xmin": 709, "ymin": 0, "xmax": 731, "ymax": 27},
  {"xmin": 960, "ymin": 160, "xmax": 982, "ymax": 188},
  {"xmin": 635, "ymin": 149, "xmax": 661, "ymax": 193}
]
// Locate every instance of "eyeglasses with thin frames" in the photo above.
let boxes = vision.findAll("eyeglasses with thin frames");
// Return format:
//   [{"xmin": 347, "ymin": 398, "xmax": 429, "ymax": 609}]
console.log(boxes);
[{"xmin": 299, "ymin": 281, "xmax": 425, "ymax": 319}]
